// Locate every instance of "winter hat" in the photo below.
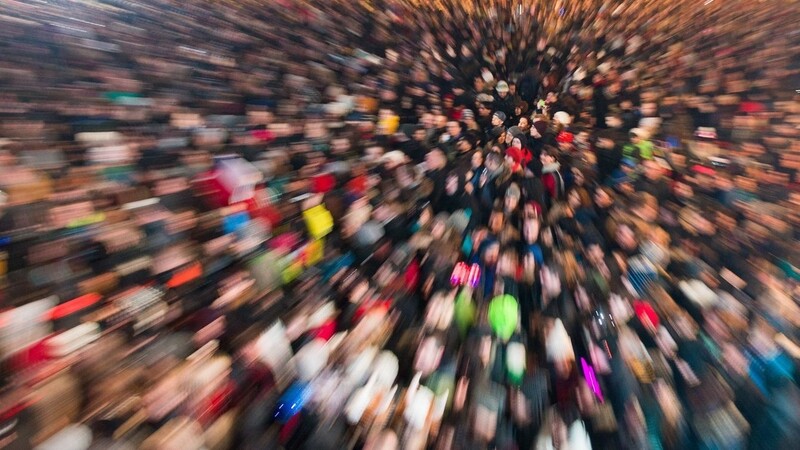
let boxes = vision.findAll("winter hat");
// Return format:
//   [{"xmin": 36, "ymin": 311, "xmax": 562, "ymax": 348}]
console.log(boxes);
[
  {"xmin": 380, "ymin": 150, "xmax": 407, "ymax": 167},
  {"xmin": 477, "ymin": 93, "xmax": 494, "ymax": 103},
  {"xmin": 496, "ymin": 81, "xmax": 510, "ymax": 93},
  {"xmin": 557, "ymin": 131, "xmax": 574, "ymax": 144},
  {"xmin": 505, "ymin": 147, "xmax": 531, "ymax": 171},
  {"xmin": 629, "ymin": 127, "xmax": 649, "ymax": 140},
  {"xmin": 507, "ymin": 126, "xmax": 525, "ymax": 142},
  {"xmin": 553, "ymin": 111, "xmax": 571, "ymax": 126},
  {"xmin": 493, "ymin": 111, "xmax": 507, "ymax": 122},
  {"xmin": 312, "ymin": 172, "xmax": 337, "ymax": 193},
  {"xmin": 462, "ymin": 109, "xmax": 475, "ymax": 120},
  {"xmin": 488, "ymin": 294, "xmax": 519, "ymax": 342},
  {"xmin": 546, "ymin": 319, "xmax": 575, "ymax": 362},
  {"xmin": 505, "ymin": 183, "xmax": 521, "ymax": 200}
]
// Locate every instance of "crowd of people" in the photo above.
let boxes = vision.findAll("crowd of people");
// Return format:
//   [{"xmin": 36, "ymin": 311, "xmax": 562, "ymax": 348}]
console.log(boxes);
[{"xmin": 0, "ymin": 0, "xmax": 799, "ymax": 449}]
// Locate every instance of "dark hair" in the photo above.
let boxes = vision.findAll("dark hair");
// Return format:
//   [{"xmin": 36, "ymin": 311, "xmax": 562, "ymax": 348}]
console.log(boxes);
[{"xmin": 541, "ymin": 145, "xmax": 558, "ymax": 158}]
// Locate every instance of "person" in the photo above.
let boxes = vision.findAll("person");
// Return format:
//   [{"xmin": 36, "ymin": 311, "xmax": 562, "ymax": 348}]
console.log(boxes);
[
  {"xmin": 403, "ymin": 125, "xmax": 429, "ymax": 164},
  {"xmin": 540, "ymin": 146, "xmax": 565, "ymax": 206},
  {"xmin": 544, "ymin": 91, "xmax": 564, "ymax": 120},
  {"xmin": 2, "ymin": 2, "xmax": 799, "ymax": 449},
  {"xmin": 461, "ymin": 109, "xmax": 484, "ymax": 147},
  {"xmin": 478, "ymin": 151, "xmax": 511, "ymax": 214},
  {"xmin": 494, "ymin": 81, "xmax": 515, "ymax": 122},
  {"xmin": 442, "ymin": 171, "xmax": 481, "ymax": 229},
  {"xmin": 466, "ymin": 149, "xmax": 485, "ymax": 195},
  {"xmin": 452, "ymin": 135, "xmax": 476, "ymax": 173},
  {"xmin": 476, "ymin": 100, "xmax": 495, "ymax": 135},
  {"xmin": 634, "ymin": 159, "xmax": 671, "ymax": 204},
  {"xmin": 623, "ymin": 127, "xmax": 655, "ymax": 161},
  {"xmin": 489, "ymin": 111, "xmax": 507, "ymax": 142},
  {"xmin": 442, "ymin": 120, "xmax": 465, "ymax": 156},
  {"xmin": 595, "ymin": 129, "xmax": 624, "ymax": 184},
  {"xmin": 426, "ymin": 148, "xmax": 450, "ymax": 212},
  {"xmin": 505, "ymin": 146, "xmax": 532, "ymax": 177},
  {"xmin": 509, "ymin": 100, "xmax": 529, "ymax": 130},
  {"xmin": 518, "ymin": 116, "xmax": 532, "ymax": 134}
]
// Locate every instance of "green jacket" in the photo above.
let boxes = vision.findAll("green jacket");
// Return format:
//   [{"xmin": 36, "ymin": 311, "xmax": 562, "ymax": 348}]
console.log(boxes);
[{"xmin": 623, "ymin": 140, "xmax": 655, "ymax": 160}]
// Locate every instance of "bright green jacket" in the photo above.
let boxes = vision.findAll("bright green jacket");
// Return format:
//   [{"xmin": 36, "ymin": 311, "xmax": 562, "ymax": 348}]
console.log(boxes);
[{"xmin": 623, "ymin": 140, "xmax": 655, "ymax": 160}]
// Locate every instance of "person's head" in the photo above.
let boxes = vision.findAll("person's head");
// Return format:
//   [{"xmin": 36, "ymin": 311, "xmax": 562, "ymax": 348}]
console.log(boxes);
[
  {"xmin": 456, "ymin": 136, "xmax": 473, "ymax": 154},
  {"xmin": 546, "ymin": 91, "xmax": 558, "ymax": 103},
  {"xmin": 505, "ymin": 146, "xmax": 529, "ymax": 172},
  {"xmin": 446, "ymin": 120, "xmax": 462, "ymax": 137},
  {"xmin": 594, "ymin": 186, "xmax": 614, "ymax": 208},
  {"xmin": 511, "ymin": 137, "xmax": 523, "ymax": 149},
  {"xmin": 445, "ymin": 172, "xmax": 461, "ymax": 195},
  {"xmin": 413, "ymin": 126, "xmax": 427, "ymax": 142},
  {"xmin": 605, "ymin": 113, "xmax": 623, "ymax": 129},
  {"xmin": 540, "ymin": 147, "xmax": 557, "ymax": 165},
  {"xmin": 489, "ymin": 208, "xmax": 505, "ymax": 233},
  {"xmin": 425, "ymin": 148, "xmax": 447, "ymax": 171},
  {"xmin": 498, "ymin": 247, "xmax": 518, "ymax": 276},
  {"xmin": 615, "ymin": 222, "xmax": 638, "ymax": 251},
  {"xmin": 596, "ymin": 132, "xmax": 615, "ymax": 149},
  {"xmin": 524, "ymin": 201, "xmax": 542, "ymax": 220},
  {"xmin": 642, "ymin": 159, "xmax": 662, "ymax": 180},
  {"xmin": 522, "ymin": 217, "xmax": 541, "ymax": 243},
  {"xmin": 504, "ymin": 183, "xmax": 521, "ymax": 212},
  {"xmin": 571, "ymin": 167, "xmax": 586, "ymax": 187},
  {"xmin": 556, "ymin": 131, "xmax": 574, "ymax": 151},
  {"xmin": 443, "ymin": 95, "xmax": 454, "ymax": 108},
  {"xmin": 496, "ymin": 81, "xmax": 510, "ymax": 98},
  {"xmin": 567, "ymin": 189, "xmax": 583, "ymax": 209},
  {"xmin": 477, "ymin": 103, "xmax": 492, "ymax": 117},
  {"xmin": 504, "ymin": 131, "xmax": 514, "ymax": 145},
  {"xmin": 471, "ymin": 149, "xmax": 484, "ymax": 169},
  {"xmin": 485, "ymin": 151, "xmax": 503, "ymax": 171},
  {"xmin": 462, "ymin": 109, "xmax": 475, "ymax": 124},
  {"xmin": 474, "ymin": 76, "xmax": 485, "ymax": 92},
  {"xmin": 483, "ymin": 240, "xmax": 500, "ymax": 265},
  {"xmin": 421, "ymin": 112, "xmax": 435, "ymax": 129},
  {"xmin": 522, "ymin": 250, "xmax": 537, "ymax": 283},
  {"xmin": 530, "ymin": 119, "xmax": 546, "ymax": 139},
  {"xmin": 674, "ymin": 180, "xmax": 693, "ymax": 199},
  {"xmin": 518, "ymin": 116, "xmax": 531, "ymax": 131},
  {"xmin": 575, "ymin": 130, "xmax": 590, "ymax": 146},
  {"xmin": 492, "ymin": 111, "xmax": 506, "ymax": 127},
  {"xmin": 332, "ymin": 137, "xmax": 352, "ymax": 154},
  {"xmin": 435, "ymin": 114, "xmax": 448, "ymax": 129},
  {"xmin": 508, "ymin": 81, "xmax": 517, "ymax": 95},
  {"xmin": 629, "ymin": 128, "xmax": 647, "ymax": 144}
]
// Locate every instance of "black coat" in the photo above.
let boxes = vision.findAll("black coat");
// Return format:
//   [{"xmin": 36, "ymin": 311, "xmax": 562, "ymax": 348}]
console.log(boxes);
[{"xmin": 596, "ymin": 145, "xmax": 624, "ymax": 184}]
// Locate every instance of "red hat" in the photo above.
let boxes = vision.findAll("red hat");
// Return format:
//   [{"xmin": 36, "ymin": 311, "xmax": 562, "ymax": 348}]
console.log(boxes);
[
  {"xmin": 505, "ymin": 146, "xmax": 531, "ymax": 171},
  {"xmin": 312, "ymin": 173, "xmax": 336, "ymax": 194},
  {"xmin": 557, "ymin": 131, "xmax": 574, "ymax": 144},
  {"xmin": 691, "ymin": 164, "xmax": 715, "ymax": 176},
  {"xmin": 250, "ymin": 129, "xmax": 275, "ymax": 142}
]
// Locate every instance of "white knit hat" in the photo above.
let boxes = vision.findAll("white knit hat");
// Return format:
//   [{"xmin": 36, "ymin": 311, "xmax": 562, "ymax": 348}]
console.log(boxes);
[
  {"xmin": 553, "ymin": 111, "xmax": 572, "ymax": 126},
  {"xmin": 546, "ymin": 319, "xmax": 575, "ymax": 363}
]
